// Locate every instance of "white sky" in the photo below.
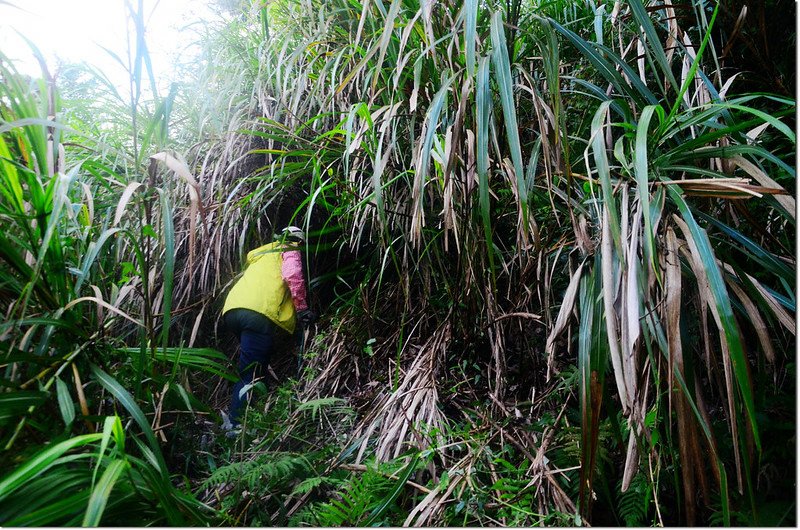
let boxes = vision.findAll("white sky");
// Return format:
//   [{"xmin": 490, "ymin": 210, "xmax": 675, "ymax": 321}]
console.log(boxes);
[{"xmin": 0, "ymin": 0, "xmax": 217, "ymax": 95}]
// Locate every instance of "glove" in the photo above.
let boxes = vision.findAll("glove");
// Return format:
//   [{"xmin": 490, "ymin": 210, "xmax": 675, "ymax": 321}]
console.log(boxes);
[{"xmin": 297, "ymin": 309, "xmax": 317, "ymax": 326}]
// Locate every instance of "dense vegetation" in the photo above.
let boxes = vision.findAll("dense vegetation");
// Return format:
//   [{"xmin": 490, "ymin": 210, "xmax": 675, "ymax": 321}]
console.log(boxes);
[{"xmin": 0, "ymin": 0, "xmax": 795, "ymax": 526}]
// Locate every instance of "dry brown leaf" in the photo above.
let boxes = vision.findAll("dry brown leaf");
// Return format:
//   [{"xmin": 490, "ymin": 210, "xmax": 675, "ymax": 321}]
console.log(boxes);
[
  {"xmin": 665, "ymin": 227, "xmax": 700, "ymax": 523},
  {"xmin": 673, "ymin": 215, "xmax": 744, "ymax": 493},
  {"xmin": 63, "ymin": 296, "xmax": 143, "ymax": 328},
  {"xmin": 601, "ymin": 205, "xmax": 629, "ymax": 413},
  {"xmin": 730, "ymin": 155, "xmax": 795, "ymax": 219},
  {"xmin": 545, "ymin": 261, "xmax": 585, "ymax": 380},
  {"xmin": 664, "ymin": 227, "xmax": 682, "ymax": 416},
  {"xmin": 113, "ymin": 181, "xmax": 144, "ymax": 226},
  {"xmin": 717, "ymin": 262, "xmax": 795, "ymax": 334},
  {"xmin": 727, "ymin": 280, "xmax": 776, "ymax": 363},
  {"xmin": 623, "ymin": 205, "xmax": 641, "ymax": 403},
  {"xmin": 621, "ymin": 427, "xmax": 639, "ymax": 491}
]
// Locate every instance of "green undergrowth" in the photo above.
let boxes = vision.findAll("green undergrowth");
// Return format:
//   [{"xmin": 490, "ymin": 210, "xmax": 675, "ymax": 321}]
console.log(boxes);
[{"xmin": 200, "ymin": 376, "xmax": 588, "ymax": 527}]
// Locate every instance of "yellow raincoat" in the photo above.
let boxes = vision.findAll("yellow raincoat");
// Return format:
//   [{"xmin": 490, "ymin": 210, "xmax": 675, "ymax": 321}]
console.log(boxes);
[{"xmin": 222, "ymin": 242, "xmax": 298, "ymax": 333}]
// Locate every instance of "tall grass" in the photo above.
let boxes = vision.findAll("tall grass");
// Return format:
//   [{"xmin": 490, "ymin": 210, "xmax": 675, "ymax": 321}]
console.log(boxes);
[
  {"xmin": 0, "ymin": 2, "xmax": 233, "ymax": 524},
  {"xmin": 186, "ymin": 0, "xmax": 795, "ymax": 525}
]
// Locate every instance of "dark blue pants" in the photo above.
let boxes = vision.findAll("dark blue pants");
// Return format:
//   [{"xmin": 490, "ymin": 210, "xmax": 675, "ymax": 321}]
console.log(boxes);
[{"xmin": 224, "ymin": 308, "xmax": 275, "ymax": 424}]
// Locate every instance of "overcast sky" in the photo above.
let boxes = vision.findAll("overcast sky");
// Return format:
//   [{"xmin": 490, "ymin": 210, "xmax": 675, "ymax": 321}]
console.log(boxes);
[{"xmin": 0, "ymin": 0, "xmax": 216, "ymax": 94}]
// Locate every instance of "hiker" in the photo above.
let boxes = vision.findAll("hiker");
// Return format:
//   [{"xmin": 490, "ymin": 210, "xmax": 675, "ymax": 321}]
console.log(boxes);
[{"xmin": 220, "ymin": 226, "xmax": 316, "ymax": 433}]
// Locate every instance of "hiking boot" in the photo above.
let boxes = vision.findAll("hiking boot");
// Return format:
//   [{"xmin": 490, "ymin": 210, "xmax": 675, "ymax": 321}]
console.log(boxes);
[{"xmin": 220, "ymin": 411, "xmax": 241, "ymax": 438}]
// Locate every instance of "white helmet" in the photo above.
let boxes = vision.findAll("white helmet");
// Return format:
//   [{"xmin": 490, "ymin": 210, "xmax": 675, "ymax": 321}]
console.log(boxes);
[{"xmin": 281, "ymin": 225, "xmax": 305, "ymax": 242}]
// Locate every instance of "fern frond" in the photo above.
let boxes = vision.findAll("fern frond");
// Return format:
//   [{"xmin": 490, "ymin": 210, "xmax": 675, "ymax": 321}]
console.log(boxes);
[
  {"xmin": 302, "ymin": 463, "xmax": 398, "ymax": 526},
  {"xmin": 617, "ymin": 472, "xmax": 650, "ymax": 526},
  {"xmin": 202, "ymin": 452, "xmax": 312, "ymax": 493},
  {"xmin": 296, "ymin": 397, "xmax": 348, "ymax": 420},
  {"xmin": 291, "ymin": 476, "xmax": 324, "ymax": 496}
]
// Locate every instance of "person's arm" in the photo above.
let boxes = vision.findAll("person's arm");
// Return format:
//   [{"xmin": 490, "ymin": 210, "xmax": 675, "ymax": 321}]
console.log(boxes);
[{"xmin": 281, "ymin": 250, "xmax": 308, "ymax": 311}]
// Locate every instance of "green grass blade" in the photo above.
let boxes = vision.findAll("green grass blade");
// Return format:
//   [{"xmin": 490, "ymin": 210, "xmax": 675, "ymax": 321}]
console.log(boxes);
[
  {"xmin": 0, "ymin": 135, "xmax": 24, "ymax": 212},
  {"xmin": 364, "ymin": 453, "xmax": 420, "ymax": 525},
  {"xmin": 464, "ymin": 0, "xmax": 478, "ymax": 73},
  {"xmin": 0, "ymin": 433, "xmax": 102, "ymax": 502},
  {"xmin": 411, "ymin": 74, "xmax": 454, "ymax": 243},
  {"xmin": 158, "ymin": 190, "xmax": 175, "ymax": 351},
  {"xmin": 548, "ymin": 19, "xmax": 657, "ymax": 107},
  {"xmin": 590, "ymin": 100, "xmax": 621, "ymax": 252},
  {"xmin": 634, "ymin": 105, "xmax": 661, "ymax": 284},
  {"xmin": 74, "ymin": 228, "xmax": 123, "ymax": 295},
  {"xmin": 0, "ymin": 390, "xmax": 48, "ymax": 425},
  {"xmin": 577, "ymin": 266, "xmax": 596, "ymax": 517},
  {"xmin": 55, "ymin": 377, "xmax": 75, "ymax": 427},
  {"xmin": 90, "ymin": 365, "xmax": 169, "ymax": 477},
  {"xmin": 1, "ymin": 469, "xmax": 88, "ymax": 517},
  {"xmin": 665, "ymin": 144, "xmax": 794, "ymax": 178},
  {"xmin": 697, "ymin": 212, "xmax": 794, "ymax": 283},
  {"xmin": 713, "ymin": 103, "xmax": 795, "ymax": 143},
  {"xmin": 82, "ymin": 459, "xmax": 128, "ymax": 527},
  {"xmin": 661, "ymin": 2, "xmax": 719, "ymax": 133},
  {"xmin": 371, "ymin": 0, "xmax": 402, "ymax": 94},
  {"xmin": 94, "ymin": 416, "xmax": 125, "ymax": 485},
  {"xmin": 628, "ymin": 0, "xmax": 678, "ymax": 92},
  {"xmin": 476, "ymin": 55, "xmax": 496, "ymax": 278},
  {"xmin": 719, "ymin": 464, "xmax": 730, "ymax": 526},
  {"xmin": 371, "ymin": 128, "xmax": 388, "ymax": 232},
  {"xmin": 118, "ymin": 347, "xmax": 236, "ymax": 381},
  {"xmin": 490, "ymin": 11, "xmax": 529, "ymax": 235},
  {"xmin": 127, "ymin": 447, "xmax": 188, "ymax": 525}
]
